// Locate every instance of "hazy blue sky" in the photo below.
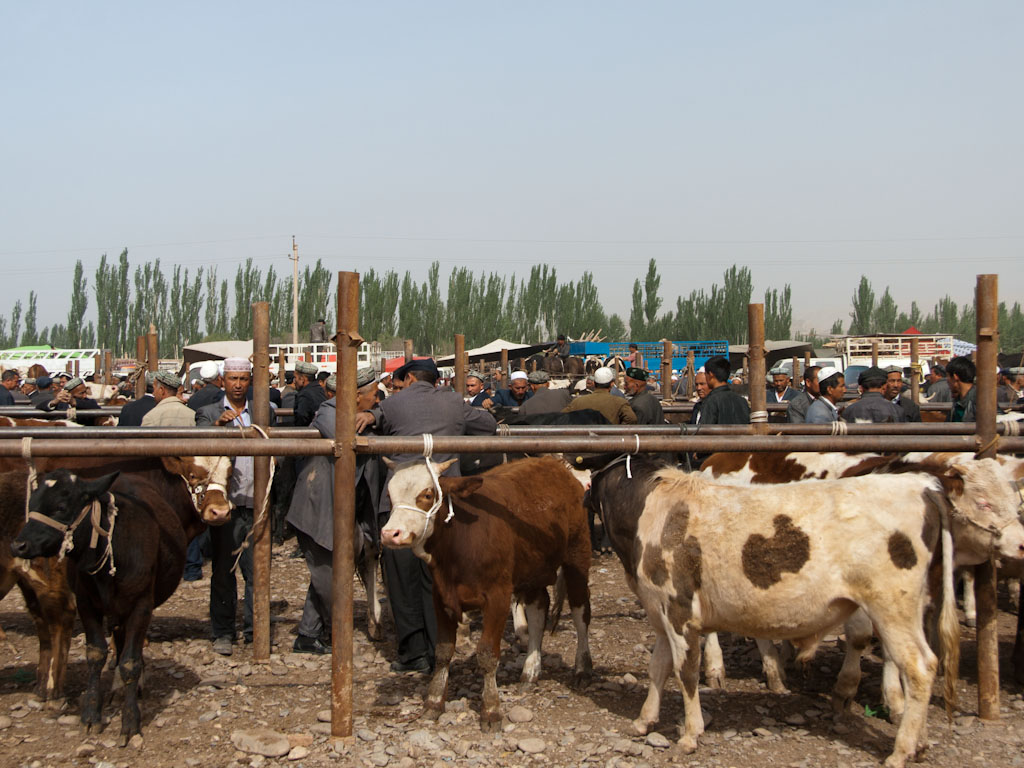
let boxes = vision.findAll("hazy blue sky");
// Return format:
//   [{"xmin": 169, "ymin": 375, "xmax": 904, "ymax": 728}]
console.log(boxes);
[{"xmin": 2, "ymin": 2, "xmax": 1021, "ymax": 340}]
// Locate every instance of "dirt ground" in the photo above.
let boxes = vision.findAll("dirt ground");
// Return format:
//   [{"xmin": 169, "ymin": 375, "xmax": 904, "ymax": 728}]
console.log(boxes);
[{"xmin": 2, "ymin": 544, "xmax": 1024, "ymax": 768}]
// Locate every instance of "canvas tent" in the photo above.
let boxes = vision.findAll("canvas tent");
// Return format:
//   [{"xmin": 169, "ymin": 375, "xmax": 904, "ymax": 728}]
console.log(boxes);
[{"xmin": 180, "ymin": 340, "xmax": 253, "ymax": 374}]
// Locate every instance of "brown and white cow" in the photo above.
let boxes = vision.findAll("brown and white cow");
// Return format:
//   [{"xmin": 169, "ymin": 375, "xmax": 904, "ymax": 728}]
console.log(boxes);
[
  {"xmin": 381, "ymin": 456, "xmax": 592, "ymax": 730},
  {"xmin": 589, "ymin": 457, "xmax": 1024, "ymax": 768}
]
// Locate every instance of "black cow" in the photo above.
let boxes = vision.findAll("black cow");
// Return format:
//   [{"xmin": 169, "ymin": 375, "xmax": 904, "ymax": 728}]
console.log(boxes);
[{"xmin": 12, "ymin": 469, "xmax": 196, "ymax": 745}]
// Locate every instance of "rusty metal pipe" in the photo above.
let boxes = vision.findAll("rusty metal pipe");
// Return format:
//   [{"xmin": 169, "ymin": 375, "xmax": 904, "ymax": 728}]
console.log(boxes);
[
  {"xmin": 252, "ymin": 302, "xmax": 272, "ymax": 662},
  {"xmin": 748, "ymin": 304, "xmax": 767, "ymax": 433},
  {"xmin": 454, "ymin": 334, "xmax": 466, "ymax": 395},
  {"xmin": 501, "ymin": 423, "xmax": 983, "ymax": 436}
]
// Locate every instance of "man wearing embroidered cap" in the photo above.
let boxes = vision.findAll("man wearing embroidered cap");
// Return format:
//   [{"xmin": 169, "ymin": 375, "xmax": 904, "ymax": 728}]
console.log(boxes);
[
  {"xmin": 563, "ymin": 367, "xmax": 637, "ymax": 424},
  {"xmin": 491, "ymin": 370, "xmax": 533, "ymax": 408},
  {"xmin": 884, "ymin": 366, "xmax": 921, "ymax": 422},
  {"xmin": 355, "ymin": 357, "xmax": 497, "ymax": 673},
  {"xmin": 998, "ymin": 368, "xmax": 1023, "ymax": 405},
  {"xmin": 622, "ymin": 367, "xmax": 663, "ymax": 425},
  {"xmin": 806, "ymin": 367, "xmax": 845, "ymax": 423},
  {"xmin": 196, "ymin": 356, "xmax": 276, "ymax": 655},
  {"xmin": 464, "ymin": 370, "xmax": 490, "ymax": 408},
  {"xmin": 287, "ymin": 365, "xmax": 384, "ymax": 653},
  {"xmin": 842, "ymin": 366, "xmax": 903, "ymax": 423},
  {"xmin": 40, "ymin": 376, "xmax": 103, "ymax": 423},
  {"xmin": 517, "ymin": 370, "xmax": 571, "ymax": 417},
  {"xmin": 142, "ymin": 371, "xmax": 195, "ymax": 426},
  {"xmin": 293, "ymin": 360, "xmax": 326, "ymax": 427},
  {"xmin": 188, "ymin": 360, "xmax": 224, "ymax": 412}
]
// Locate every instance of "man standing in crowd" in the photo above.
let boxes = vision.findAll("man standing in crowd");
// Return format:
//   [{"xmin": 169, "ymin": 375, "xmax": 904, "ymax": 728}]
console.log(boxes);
[
  {"xmin": 142, "ymin": 371, "xmax": 196, "ymax": 426},
  {"xmin": 787, "ymin": 366, "xmax": 820, "ymax": 423},
  {"xmin": 278, "ymin": 370, "xmax": 297, "ymax": 425},
  {"xmin": 842, "ymin": 367, "xmax": 903, "ymax": 423},
  {"xmin": 947, "ymin": 356, "xmax": 977, "ymax": 423},
  {"xmin": 767, "ymin": 369, "xmax": 800, "ymax": 403},
  {"xmin": 189, "ymin": 361, "xmax": 224, "ymax": 412},
  {"xmin": 884, "ymin": 366, "xmax": 921, "ymax": 422},
  {"xmin": 196, "ymin": 358, "xmax": 275, "ymax": 655},
  {"xmin": 0, "ymin": 370, "xmax": 19, "ymax": 406},
  {"xmin": 563, "ymin": 367, "xmax": 637, "ymax": 424},
  {"xmin": 806, "ymin": 367, "xmax": 845, "ymax": 424},
  {"xmin": 689, "ymin": 368, "xmax": 709, "ymax": 425},
  {"xmin": 492, "ymin": 370, "xmax": 533, "ymax": 407},
  {"xmin": 356, "ymin": 358, "xmax": 497, "ymax": 673},
  {"xmin": 117, "ymin": 372, "xmax": 157, "ymax": 426},
  {"xmin": 698, "ymin": 357, "xmax": 749, "ymax": 425},
  {"xmin": 293, "ymin": 361, "xmax": 326, "ymax": 427},
  {"xmin": 517, "ymin": 370, "xmax": 571, "ymax": 416},
  {"xmin": 29, "ymin": 375, "xmax": 55, "ymax": 410},
  {"xmin": 622, "ymin": 367, "xmax": 663, "ymax": 424},
  {"xmin": 997, "ymin": 368, "xmax": 1022, "ymax": 405},
  {"xmin": 925, "ymin": 364, "xmax": 951, "ymax": 402},
  {"xmin": 288, "ymin": 367, "xmax": 382, "ymax": 654},
  {"xmin": 464, "ymin": 370, "xmax": 490, "ymax": 407}
]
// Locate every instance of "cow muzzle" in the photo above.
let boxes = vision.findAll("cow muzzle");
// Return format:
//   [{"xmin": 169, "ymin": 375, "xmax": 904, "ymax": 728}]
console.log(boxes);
[{"xmin": 380, "ymin": 527, "xmax": 413, "ymax": 548}]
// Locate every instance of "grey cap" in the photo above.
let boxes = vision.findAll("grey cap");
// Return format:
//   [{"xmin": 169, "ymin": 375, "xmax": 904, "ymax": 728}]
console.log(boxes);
[
  {"xmin": 295, "ymin": 361, "xmax": 318, "ymax": 376},
  {"xmin": 883, "ymin": 365, "xmax": 903, "ymax": 374},
  {"xmin": 24, "ymin": 377, "xmax": 35, "ymax": 385},
  {"xmin": 63, "ymin": 377, "xmax": 84, "ymax": 392},
  {"xmin": 144, "ymin": 370, "xmax": 157, "ymax": 385},
  {"xmin": 527, "ymin": 370, "xmax": 550, "ymax": 384},
  {"xmin": 356, "ymin": 365, "xmax": 377, "ymax": 388},
  {"xmin": 325, "ymin": 374, "xmax": 337, "ymax": 392},
  {"xmin": 466, "ymin": 369, "xmax": 485, "ymax": 382},
  {"xmin": 769, "ymin": 368, "xmax": 788, "ymax": 376},
  {"xmin": 154, "ymin": 370, "xmax": 182, "ymax": 390}
]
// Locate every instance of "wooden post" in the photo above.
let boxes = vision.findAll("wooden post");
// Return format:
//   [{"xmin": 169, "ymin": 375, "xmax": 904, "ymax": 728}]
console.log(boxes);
[
  {"xmin": 742, "ymin": 355, "xmax": 748, "ymax": 382},
  {"xmin": 804, "ymin": 351, "xmax": 811, "ymax": 371},
  {"xmin": 871, "ymin": 341, "xmax": 879, "ymax": 367},
  {"xmin": 974, "ymin": 274, "xmax": 999, "ymax": 721},
  {"xmin": 454, "ymin": 334, "xmax": 466, "ymax": 395},
  {"xmin": 500, "ymin": 348, "xmax": 509, "ymax": 389},
  {"xmin": 748, "ymin": 305, "xmax": 768, "ymax": 434},
  {"xmin": 251, "ymin": 303, "xmax": 272, "ymax": 661},
  {"xmin": 661, "ymin": 340, "xmax": 672, "ymax": 400},
  {"xmin": 103, "ymin": 350, "xmax": 113, "ymax": 386},
  {"xmin": 74, "ymin": 359, "xmax": 80, "ymax": 378},
  {"xmin": 791, "ymin": 356, "xmax": 799, "ymax": 386},
  {"xmin": 92, "ymin": 355, "xmax": 101, "ymax": 382},
  {"xmin": 686, "ymin": 350, "xmax": 695, "ymax": 399},
  {"xmin": 134, "ymin": 336, "xmax": 146, "ymax": 400},
  {"xmin": 277, "ymin": 351, "xmax": 286, "ymax": 386},
  {"xmin": 147, "ymin": 325, "xmax": 158, "ymax": 373},
  {"xmin": 404, "ymin": 339, "xmax": 413, "ymax": 364},
  {"xmin": 332, "ymin": 272, "xmax": 361, "ymax": 738},
  {"xmin": 910, "ymin": 338, "xmax": 920, "ymax": 405}
]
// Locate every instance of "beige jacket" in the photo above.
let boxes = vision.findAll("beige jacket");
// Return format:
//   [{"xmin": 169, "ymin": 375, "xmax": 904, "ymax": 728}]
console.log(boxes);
[{"xmin": 141, "ymin": 397, "xmax": 197, "ymax": 427}]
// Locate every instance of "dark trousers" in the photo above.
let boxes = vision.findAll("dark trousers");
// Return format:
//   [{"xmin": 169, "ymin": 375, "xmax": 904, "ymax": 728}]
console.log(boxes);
[
  {"xmin": 295, "ymin": 530, "xmax": 333, "ymax": 639},
  {"xmin": 209, "ymin": 507, "xmax": 254, "ymax": 641},
  {"xmin": 184, "ymin": 530, "xmax": 209, "ymax": 580},
  {"xmin": 380, "ymin": 546, "xmax": 436, "ymax": 665}
]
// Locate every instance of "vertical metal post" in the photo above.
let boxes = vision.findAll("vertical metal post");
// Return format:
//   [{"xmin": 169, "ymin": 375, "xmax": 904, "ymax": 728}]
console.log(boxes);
[
  {"xmin": 910, "ymin": 338, "xmax": 920, "ymax": 404},
  {"xmin": 500, "ymin": 348, "xmax": 509, "ymax": 388},
  {"xmin": 454, "ymin": 334, "xmax": 466, "ymax": 395},
  {"xmin": 103, "ymin": 350, "xmax": 113, "ymax": 386},
  {"xmin": 135, "ymin": 336, "xmax": 146, "ymax": 400},
  {"xmin": 791, "ymin": 356, "xmax": 799, "ymax": 385},
  {"xmin": 871, "ymin": 341, "xmax": 879, "ymax": 367},
  {"xmin": 686, "ymin": 350, "xmax": 695, "ymax": 399},
  {"xmin": 974, "ymin": 274, "xmax": 999, "ymax": 721},
  {"xmin": 252, "ymin": 303, "xmax": 272, "ymax": 661},
  {"xmin": 742, "ymin": 355, "xmax": 748, "ymax": 382},
  {"xmin": 748, "ymin": 305, "xmax": 767, "ymax": 434},
  {"xmin": 332, "ymin": 272, "xmax": 360, "ymax": 738},
  {"xmin": 661, "ymin": 340, "xmax": 672, "ymax": 400},
  {"xmin": 404, "ymin": 339, "xmax": 413, "ymax": 363},
  {"xmin": 147, "ymin": 326, "xmax": 158, "ymax": 373}
]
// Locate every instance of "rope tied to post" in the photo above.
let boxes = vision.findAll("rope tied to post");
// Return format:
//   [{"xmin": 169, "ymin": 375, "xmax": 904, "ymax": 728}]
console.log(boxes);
[
  {"xmin": 1001, "ymin": 419, "xmax": 1022, "ymax": 437},
  {"xmin": 831, "ymin": 421, "xmax": 848, "ymax": 436},
  {"xmin": 229, "ymin": 423, "xmax": 278, "ymax": 573},
  {"xmin": 21, "ymin": 437, "xmax": 37, "ymax": 523},
  {"xmin": 749, "ymin": 410, "xmax": 768, "ymax": 424},
  {"xmin": 625, "ymin": 433, "xmax": 641, "ymax": 479},
  {"xmin": 975, "ymin": 434, "xmax": 1000, "ymax": 459}
]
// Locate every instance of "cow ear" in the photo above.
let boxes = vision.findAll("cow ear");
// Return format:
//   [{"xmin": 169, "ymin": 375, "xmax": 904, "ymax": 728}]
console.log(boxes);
[
  {"xmin": 382, "ymin": 457, "xmax": 397, "ymax": 470},
  {"xmin": 81, "ymin": 472, "xmax": 120, "ymax": 501},
  {"xmin": 442, "ymin": 477, "xmax": 483, "ymax": 498},
  {"xmin": 161, "ymin": 456, "xmax": 193, "ymax": 476},
  {"xmin": 435, "ymin": 458, "xmax": 458, "ymax": 474}
]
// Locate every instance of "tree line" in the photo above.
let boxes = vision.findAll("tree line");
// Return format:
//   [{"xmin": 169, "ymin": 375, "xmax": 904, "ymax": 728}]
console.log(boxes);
[{"xmin": 0, "ymin": 252, "xmax": 1019, "ymax": 357}]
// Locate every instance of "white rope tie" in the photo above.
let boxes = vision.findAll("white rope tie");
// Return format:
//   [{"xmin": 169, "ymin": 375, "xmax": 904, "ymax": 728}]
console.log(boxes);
[
  {"xmin": 422, "ymin": 433, "xmax": 434, "ymax": 459},
  {"xmin": 230, "ymin": 423, "xmax": 278, "ymax": 574},
  {"xmin": 21, "ymin": 437, "xmax": 37, "ymax": 523},
  {"xmin": 1003, "ymin": 419, "xmax": 1022, "ymax": 437},
  {"xmin": 625, "ymin": 434, "xmax": 641, "ymax": 479},
  {"xmin": 831, "ymin": 420, "xmax": 848, "ymax": 436},
  {"xmin": 749, "ymin": 410, "xmax": 768, "ymax": 424}
]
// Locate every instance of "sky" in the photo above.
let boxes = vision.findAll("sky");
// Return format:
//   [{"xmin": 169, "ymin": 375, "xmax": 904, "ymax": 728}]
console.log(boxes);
[{"xmin": 1, "ymin": 2, "xmax": 1021, "ymax": 341}]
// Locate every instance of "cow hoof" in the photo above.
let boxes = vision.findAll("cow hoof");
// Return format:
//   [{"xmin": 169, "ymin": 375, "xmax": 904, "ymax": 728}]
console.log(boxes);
[
  {"xmin": 117, "ymin": 732, "xmax": 130, "ymax": 748},
  {"xmin": 766, "ymin": 679, "xmax": 789, "ymax": 695},
  {"xmin": 519, "ymin": 680, "xmax": 537, "ymax": 693},
  {"xmin": 677, "ymin": 735, "xmax": 698, "ymax": 754},
  {"xmin": 965, "ymin": 617, "xmax": 977, "ymax": 629},
  {"xmin": 420, "ymin": 705, "xmax": 443, "ymax": 722},
  {"xmin": 705, "ymin": 674, "xmax": 723, "ymax": 690},
  {"xmin": 44, "ymin": 697, "xmax": 67, "ymax": 712},
  {"xmin": 830, "ymin": 693, "xmax": 853, "ymax": 716},
  {"xmin": 631, "ymin": 718, "xmax": 650, "ymax": 737},
  {"xmin": 480, "ymin": 713, "xmax": 502, "ymax": 733},
  {"xmin": 572, "ymin": 670, "xmax": 592, "ymax": 689}
]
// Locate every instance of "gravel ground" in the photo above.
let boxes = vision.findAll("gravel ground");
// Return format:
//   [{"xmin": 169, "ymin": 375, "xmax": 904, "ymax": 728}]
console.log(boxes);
[{"xmin": 2, "ymin": 544, "xmax": 1024, "ymax": 768}]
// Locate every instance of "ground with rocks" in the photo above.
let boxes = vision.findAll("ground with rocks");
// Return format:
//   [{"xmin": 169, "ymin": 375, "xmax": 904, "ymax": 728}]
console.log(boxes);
[{"xmin": 2, "ymin": 545, "xmax": 1024, "ymax": 768}]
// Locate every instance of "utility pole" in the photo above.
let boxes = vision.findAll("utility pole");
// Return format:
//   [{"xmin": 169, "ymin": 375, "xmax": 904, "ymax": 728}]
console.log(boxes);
[{"xmin": 289, "ymin": 235, "xmax": 299, "ymax": 346}]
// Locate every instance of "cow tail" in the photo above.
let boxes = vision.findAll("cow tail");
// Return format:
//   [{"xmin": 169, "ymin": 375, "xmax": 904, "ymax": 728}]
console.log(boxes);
[
  {"xmin": 937, "ymin": 499, "xmax": 959, "ymax": 718},
  {"xmin": 546, "ymin": 567, "xmax": 567, "ymax": 634}
]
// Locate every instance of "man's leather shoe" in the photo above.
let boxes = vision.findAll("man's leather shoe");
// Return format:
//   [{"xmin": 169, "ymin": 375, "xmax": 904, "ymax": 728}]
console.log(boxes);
[
  {"xmin": 293, "ymin": 635, "xmax": 330, "ymax": 655},
  {"xmin": 390, "ymin": 657, "xmax": 432, "ymax": 674}
]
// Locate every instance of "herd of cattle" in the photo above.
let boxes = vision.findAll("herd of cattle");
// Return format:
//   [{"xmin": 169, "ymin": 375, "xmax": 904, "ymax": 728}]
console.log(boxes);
[{"xmin": 1, "ymin": 414, "xmax": 1023, "ymax": 768}]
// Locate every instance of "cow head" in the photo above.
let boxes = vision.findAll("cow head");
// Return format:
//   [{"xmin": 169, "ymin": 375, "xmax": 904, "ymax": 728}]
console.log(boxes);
[
  {"xmin": 11, "ymin": 470, "xmax": 119, "ymax": 560},
  {"xmin": 942, "ymin": 458, "xmax": 1024, "ymax": 565},
  {"xmin": 381, "ymin": 458, "xmax": 482, "ymax": 563},
  {"xmin": 161, "ymin": 455, "xmax": 233, "ymax": 526}
]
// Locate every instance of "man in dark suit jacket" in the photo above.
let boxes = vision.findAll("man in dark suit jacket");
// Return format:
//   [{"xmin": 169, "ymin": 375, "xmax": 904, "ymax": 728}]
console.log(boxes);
[
  {"xmin": 196, "ymin": 358, "xmax": 276, "ymax": 656},
  {"xmin": 117, "ymin": 373, "xmax": 157, "ymax": 426},
  {"xmin": 188, "ymin": 360, "xmax": 225, "ymax": 412},
  {"xmin": 885, "ymin": 367, "xmax": 921, "ymax": 422},
  {"xmin": 767, "ymin": 370, "xmax": 801, "ymax": 403},
  {"xmin": 293, "ymin": 361, "xmax": 326, "ymax": 427}
]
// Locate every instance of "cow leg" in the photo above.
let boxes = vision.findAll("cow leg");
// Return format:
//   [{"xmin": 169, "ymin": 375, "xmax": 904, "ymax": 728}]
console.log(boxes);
[
  {"xmin": 561, "ymin": 558, "xmax": 592, "ymax": 685},
  {"xmin": 833, "ymin": 609, "xmax": 873, "ymax": 714},
  {"xmin": 422, "ymin": 598, "xmax": 456, "ymax": 722},
  {"xmin": 477, "ymin": 591, "xmax": 511, "ymax": 731},
  {"xmin": 78, "ymin": 607, "xmax": 108, "ymax": 733},
  {"xmin": 357, "ymin": 546, "xmax": 382, "ymax": 642},
  {"xmin": 116, "ymin": 597, "xmax": 153, "ymax": 746},
  {"xmin": 520, "ymin": 592, "xmax": 548, "ymax": 686},
  {"xmin": 676, "ymin": 625, "xmax": 705, "ymax": 754},
  {"xmin": 961, "ymin": 570, "xmax": 976, "ymax": 628},
  {"xmin": 1014, "ymin": 584, "xmax": 1024, "ymax": 686},
  {"xmin": 702, "ymin": 632, "xmax": 725, "ymax": 688},
  {"xmin": 881, "ymin": 651, "xmax": 905, "ymax": 722},
  {"xmin": 633, "ymin": 630, "xmax": 672, "ymax": 736},
  {"xmin": 756, "ymin": 638, "xmax": 789, "ymax": 694},
  {"xmin": 17, "ymin": 584, "xmax": 54, "ymax": 700},
  {"xmin": 511, "ymin": 600, "xmax": 528, "ymax": 648}
]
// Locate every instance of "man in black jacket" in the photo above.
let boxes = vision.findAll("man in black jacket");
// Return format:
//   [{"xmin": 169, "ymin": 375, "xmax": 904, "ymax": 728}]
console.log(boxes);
[
  {"xmin": 293, "ymin": 361, "xmax": 326, "ymax": 427},
  {"xmin": 698, "ymin": 357, "xmax": 750, "ymax": 425},
  {"xmin": 884, "ymin": 366, "xmax": 921, "ymax": 422},
  {"xmin": 188, "ymin": 360, "xmax": 224, "ymax": 412},
  {"xmin": 117, "ymin": 372, "xmax": 157, "ymax": 426}
]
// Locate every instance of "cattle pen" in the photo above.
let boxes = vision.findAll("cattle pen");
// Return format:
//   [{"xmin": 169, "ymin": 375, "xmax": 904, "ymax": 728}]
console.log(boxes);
[{"xmin": 0, "ymin": 272, "xmax": 1017, "ymax": 747}]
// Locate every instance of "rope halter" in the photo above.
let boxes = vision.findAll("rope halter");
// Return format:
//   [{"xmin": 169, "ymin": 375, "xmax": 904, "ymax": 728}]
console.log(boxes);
[
  {"xmin": 390, "ymin": 436, "xmax": 455, "ymax": 544},
  {"xmin": 26, "ymin": 493, "xmax": 119, "ymax": 576}
]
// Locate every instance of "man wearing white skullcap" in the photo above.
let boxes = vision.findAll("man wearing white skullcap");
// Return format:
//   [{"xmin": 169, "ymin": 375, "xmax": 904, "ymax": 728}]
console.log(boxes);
[
  {"xmin": 490, "ymin": 370, "xmax": 533, "ymax": 407},
  {"xmin": 562, "ymin": 367, "xmax": 637, "ymax": 424},
  {"xmin": 188, "ymin": 359, "xmax": 225, "ymax": 412},
  {"xmin": 195, "ymin": 356, "xmax": 275, "ymax": 655}
]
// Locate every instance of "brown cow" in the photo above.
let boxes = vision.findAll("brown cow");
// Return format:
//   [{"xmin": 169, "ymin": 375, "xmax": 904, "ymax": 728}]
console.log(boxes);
[{"xmin": 381, "ymin": 456, "xmax": 592, "ymax": 730}]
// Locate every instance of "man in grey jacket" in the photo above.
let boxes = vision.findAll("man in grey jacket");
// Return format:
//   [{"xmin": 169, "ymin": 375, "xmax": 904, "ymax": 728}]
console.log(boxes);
[
  {"xmin": 517, "ymin": 370, "xmax": 571, "ymax": 416},
  {"xmin": 355, "ymin": 358, "xmax": 497, "ymax": 673}
]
